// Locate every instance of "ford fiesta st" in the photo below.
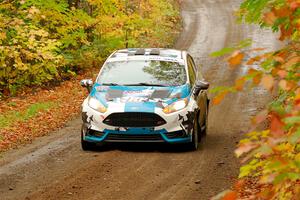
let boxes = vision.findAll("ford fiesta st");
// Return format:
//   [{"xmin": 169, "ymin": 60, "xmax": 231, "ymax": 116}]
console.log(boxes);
[{"xmin": 80, "ymin": 48, "xmax": 209, "ymax": 150}]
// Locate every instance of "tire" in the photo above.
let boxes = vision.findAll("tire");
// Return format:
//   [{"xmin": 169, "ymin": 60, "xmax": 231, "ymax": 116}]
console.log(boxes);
[
  {"xmin": 81, "ymin": 126, "xmax": 96, "ymax": 151},
  {"xmin": 201, "ymin": 103, "xmax": 209, "ymax": 136},
  {"xmin": 81, "ymin": 138, "xmax": 96, "ymax": 151},
  {"xmin": 187, "ymin": 115, "xmax": 200, "ymax": 151}
]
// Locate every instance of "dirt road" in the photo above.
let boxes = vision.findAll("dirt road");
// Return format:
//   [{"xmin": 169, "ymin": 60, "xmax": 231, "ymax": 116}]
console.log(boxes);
[{"xmin": 0, "ymin": 1, "xmax": 282, "ymax": 200}]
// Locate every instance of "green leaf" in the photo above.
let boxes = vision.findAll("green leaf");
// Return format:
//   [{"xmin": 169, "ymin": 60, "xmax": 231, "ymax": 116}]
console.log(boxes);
[
  {"xmin": 284, "ymin": 116, "xmax": 300, "ymax": 124},
  {"xmin": 210, "ymin": 47, "xmax": 235, "ymax": 57},
  {"xmin": 288, "ymin": 128, "xmax": 300, "ymax": 144}
]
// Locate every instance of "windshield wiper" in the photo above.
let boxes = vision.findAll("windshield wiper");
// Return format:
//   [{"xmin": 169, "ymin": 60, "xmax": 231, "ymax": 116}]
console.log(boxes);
[
  {"xmin": 124, "ymin": 83, "xmax": 168, "ymax": 87},
  {"xmin": 102, "ymin": 83, "xmax": 120, "ymax": 86}
]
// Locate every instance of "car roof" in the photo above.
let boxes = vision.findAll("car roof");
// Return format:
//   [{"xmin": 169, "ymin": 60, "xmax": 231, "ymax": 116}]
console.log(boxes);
[{"xmin": 107, "ymin": 48, "xmax": 186, "ymax": 64}]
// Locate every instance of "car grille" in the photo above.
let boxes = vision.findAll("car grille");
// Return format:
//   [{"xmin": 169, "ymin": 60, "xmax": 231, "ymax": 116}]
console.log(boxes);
[
  {"xmin": 106, "ymin": 133, "xmax": 164, "ymax": 142},
  {"xmin": 103, "ymin": 112, "xmax": 166, "ymax": 127}
]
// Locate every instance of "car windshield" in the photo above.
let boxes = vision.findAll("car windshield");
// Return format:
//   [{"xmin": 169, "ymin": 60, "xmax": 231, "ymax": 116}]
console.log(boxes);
[{"xmin": 97, "ymin": 60, "xmax": 187, "ymax": 86}]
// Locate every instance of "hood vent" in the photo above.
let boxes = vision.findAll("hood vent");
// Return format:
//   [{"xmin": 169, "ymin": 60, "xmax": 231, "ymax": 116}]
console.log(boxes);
[
  {"xmin": 135, "ymin": 49, "xmax": 146, "ymax": 55},
  {"xmin": 150, "ymin": 49, "xmax": 160, "ymax": 55}
]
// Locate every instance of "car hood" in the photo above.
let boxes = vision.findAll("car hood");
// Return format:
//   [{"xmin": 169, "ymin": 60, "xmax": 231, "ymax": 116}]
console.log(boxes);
[{"xmin": 89, "ymin": 83, "xmax": 191, "ymax": 112}]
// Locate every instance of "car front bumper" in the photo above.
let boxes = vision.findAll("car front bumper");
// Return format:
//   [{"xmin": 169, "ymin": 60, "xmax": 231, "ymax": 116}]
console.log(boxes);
[
  {"xmin": 81, "ymin": 98, "xmax": 197, "ymax": 144},
  {"xmin": 83, "ymin": 127, "xmax": 192, "ymax": 144}
]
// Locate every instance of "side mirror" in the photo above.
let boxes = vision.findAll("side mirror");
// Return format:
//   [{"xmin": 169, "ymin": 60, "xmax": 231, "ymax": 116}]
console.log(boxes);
[
  {"xmin": 194, "ymin": 80, "xmax": 210, "ymax": 96},
  {"xmin": 80, "ymin": 79, "xmax": 94, "ymax": 93}
]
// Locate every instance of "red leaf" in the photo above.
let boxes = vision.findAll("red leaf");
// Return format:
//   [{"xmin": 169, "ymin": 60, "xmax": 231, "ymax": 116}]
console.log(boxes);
[
  {"xmin": 222, "ymin": 191, "xmax": 237, "ymax": 200},
  {"xmin": 290, "ymin": 2, "xmax": 300, "ymax": 10},
  {"xmin": 274, "ymin": 7, "xmax": 291, "ymax": 18},
  {"xmin": 295, "ymin": 93, "xmax": 300, "ymax": 106},
  {"xmin": 264, "ymin": 11, "xmax": 277, "ymax": 25},
  {"xmin": 279, "ymin": 26, "xmax": 293, "ymax": 41},
  {"xmin": 270, "ymin": 114, "xmax": 285, "ymax": 136},
  {"xmin": 234, "ymin": 180, "xmax": 245, "ymax": 191},
  {"xmin": 252, "ymin": 110, "xmax": 268, "ymax": 125}
]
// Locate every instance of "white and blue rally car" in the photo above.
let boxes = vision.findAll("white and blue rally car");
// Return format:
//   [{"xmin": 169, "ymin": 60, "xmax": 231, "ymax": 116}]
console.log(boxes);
[{"xmin": 80, "ymin": 48, "xmax": 209, "ymax": 150}]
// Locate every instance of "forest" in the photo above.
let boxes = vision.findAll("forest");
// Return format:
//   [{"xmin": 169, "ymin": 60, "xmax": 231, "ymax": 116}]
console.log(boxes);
[{"xmin": 0, "ymin": 0, "xmax": 180, "ymax": 96}]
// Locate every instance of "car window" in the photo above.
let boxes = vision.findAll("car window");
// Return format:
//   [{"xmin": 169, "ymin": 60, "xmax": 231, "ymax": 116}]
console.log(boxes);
[
  {"xmin": 97, "ymin": 60, "xmax": 187, "ymax": 86},
  {"xmin": 187, "ymin": 56, "xmax": 196, "ymax": 86}
]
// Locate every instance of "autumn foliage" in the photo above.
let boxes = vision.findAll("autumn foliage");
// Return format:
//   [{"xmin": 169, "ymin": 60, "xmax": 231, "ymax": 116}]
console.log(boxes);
[
  {"xmin": 0, "ymin": 0, "xmax": 180, "ymax": 96},
  {"xmin": 212, "ymin": 0, "xmax": 300, "ymax": 199},
  {"xmin": 0, "ymin": 0, "xmax": 181, "ymax": 150}
]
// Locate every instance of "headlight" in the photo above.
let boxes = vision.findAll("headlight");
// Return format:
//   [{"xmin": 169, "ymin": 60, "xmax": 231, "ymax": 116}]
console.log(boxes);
[
  {"xmin": 163, "ymin": 98, "xmax": 188, "ymax": 114},
  {"xmin": 88, "ymin": 97, "xmax": 107, "ymax": 113}
]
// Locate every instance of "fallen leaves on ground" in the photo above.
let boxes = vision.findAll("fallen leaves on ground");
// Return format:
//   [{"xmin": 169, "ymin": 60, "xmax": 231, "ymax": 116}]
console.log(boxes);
[
  {"xmin": 212, "ymin": 178, "xmax": 267, "ymax": 200},
  {"xmin": 0, "ymin": 69, "xmax": 97, "ymax": 152}
]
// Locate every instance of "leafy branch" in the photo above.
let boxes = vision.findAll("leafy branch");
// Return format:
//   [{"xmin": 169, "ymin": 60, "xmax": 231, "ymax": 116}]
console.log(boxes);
[{"xmin": 212, "ymin": 0, "xmax": 300, "ymax": 199}]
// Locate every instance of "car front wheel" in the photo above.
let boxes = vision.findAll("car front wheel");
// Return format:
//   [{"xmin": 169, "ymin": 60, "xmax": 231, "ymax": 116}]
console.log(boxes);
[
  {"xmin": 187, "ymin": 116, "xmax": 200, "ymax": 151},
  {"xmin": 81, "ymin": 126, "xmax": 96, "ymax": 151},
  {"xmin": 201, "ymin": 104, "xmax": 209, "ymax": 136}
]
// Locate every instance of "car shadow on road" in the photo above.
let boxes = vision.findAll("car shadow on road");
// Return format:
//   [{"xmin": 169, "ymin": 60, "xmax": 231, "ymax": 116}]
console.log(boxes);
[
  {"xmin": 84, "ymin": 133, "xmax": 234, "ymax": 153},
  {"xmin": 87, "ymin": 143, "xmax": 193, "ymax": 153}
]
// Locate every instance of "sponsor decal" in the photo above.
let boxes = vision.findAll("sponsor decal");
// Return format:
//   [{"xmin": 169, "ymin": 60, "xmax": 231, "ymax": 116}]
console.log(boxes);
[
  {"xmin": 96, "ymin": 86, "xmax": 109, "ymax": 92},
  {"xmin": 120, "ymin": 97, "xmax": 148, "ymax": 103},
  {"xmin": 92, "ymin": 85, "xmax": 191, "ymax": 108},
  {"xmin": 82, "ymin": 112, "xmax": 94, "ymax": 129},
  {"xmin": 123, "ymin": 89, "xmax": 154, "ymax": 97},
  {"xmin": 179, "ymin": 110, "xmax": 196, "ymax": 135}
]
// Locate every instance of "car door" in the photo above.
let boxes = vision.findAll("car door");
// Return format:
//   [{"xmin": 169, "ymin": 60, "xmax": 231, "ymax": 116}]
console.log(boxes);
[{"xmin": 187, "ymin": 55, "xmax": 207, "ymax": 128}]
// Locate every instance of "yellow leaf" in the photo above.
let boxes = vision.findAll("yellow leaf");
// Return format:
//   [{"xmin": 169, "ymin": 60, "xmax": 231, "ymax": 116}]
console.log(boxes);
[{"xmin": 0, "ymin": 32, "xmax": 6, "ymax": 40}]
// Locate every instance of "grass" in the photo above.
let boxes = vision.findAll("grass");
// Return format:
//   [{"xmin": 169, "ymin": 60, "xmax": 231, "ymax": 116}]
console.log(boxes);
[{"xmin": 0, "ymin": 102, "xmax": 56, "ymax": 129}]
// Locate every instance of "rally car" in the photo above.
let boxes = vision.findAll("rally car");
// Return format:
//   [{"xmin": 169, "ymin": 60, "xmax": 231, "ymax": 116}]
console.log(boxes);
[{"xmin": 80, "ymin": 48, "xmax": 209, "ymax": 150}]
